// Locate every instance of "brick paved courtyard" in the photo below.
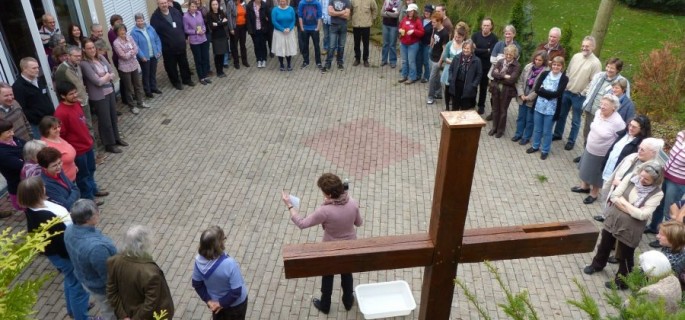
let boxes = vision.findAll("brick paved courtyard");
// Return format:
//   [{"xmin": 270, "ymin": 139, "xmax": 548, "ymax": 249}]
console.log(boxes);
[{"xmin": 0, "ymin": 35, "xmax": 660, "ymax": 319}]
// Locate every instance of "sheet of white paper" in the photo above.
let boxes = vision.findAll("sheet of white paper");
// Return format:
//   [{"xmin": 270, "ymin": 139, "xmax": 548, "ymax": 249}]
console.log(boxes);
[{"xmin": 289, "ymin": 195, "xmax": 300, "ymax": 208}]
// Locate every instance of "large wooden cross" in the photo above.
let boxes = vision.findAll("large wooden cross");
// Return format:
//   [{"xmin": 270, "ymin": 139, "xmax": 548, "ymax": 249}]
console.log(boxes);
[{"xmin": 283, "ymin": 111, "xmax": 599, "ymax": 319}]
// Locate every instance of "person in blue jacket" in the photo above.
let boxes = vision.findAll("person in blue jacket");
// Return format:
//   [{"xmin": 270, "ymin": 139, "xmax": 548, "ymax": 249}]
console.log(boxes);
[
  {"xmin": 131, "ymin": 13, "xmax": 163, "ymax": 98},
  {"xmin": 192, "ymin": 226, "xmax": 249, "ymax": 320}
]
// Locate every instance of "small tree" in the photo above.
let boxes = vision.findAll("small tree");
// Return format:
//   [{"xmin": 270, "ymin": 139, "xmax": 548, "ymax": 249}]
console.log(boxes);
[
  {"xmin": 509, "ymin": 0, "xmax": 535, "ymax": 62},
  {"xmin": 560, "ymin": 21, "xmax": 574, "ymax": 63},
  {"xmin": 0, "ymin": 218, "xmax": 60, "ymax": 319}
]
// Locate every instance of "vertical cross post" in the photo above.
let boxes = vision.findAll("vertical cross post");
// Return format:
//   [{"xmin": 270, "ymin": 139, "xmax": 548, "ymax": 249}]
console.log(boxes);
[{"xmin": 419, "ymin": 111, "xmax": 486, "ymax": 319}]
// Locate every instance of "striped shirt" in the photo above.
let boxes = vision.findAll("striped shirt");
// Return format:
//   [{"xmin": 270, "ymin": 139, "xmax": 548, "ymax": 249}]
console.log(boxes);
[{"xmin": 665, "ymin": 131, "xmax": 685, "ymax": 185}]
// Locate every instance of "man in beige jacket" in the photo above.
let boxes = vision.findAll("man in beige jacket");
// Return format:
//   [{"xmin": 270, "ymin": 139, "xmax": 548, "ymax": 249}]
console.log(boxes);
[{"xmin": 350, "ymin": 0, "xmax": 377, "ymax": 67}]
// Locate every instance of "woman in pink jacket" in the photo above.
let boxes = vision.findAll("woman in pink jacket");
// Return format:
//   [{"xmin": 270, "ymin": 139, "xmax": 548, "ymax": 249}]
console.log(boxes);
[{"xmin": 397, "ymin": 3, "xmax": 424, "ymax": 84}]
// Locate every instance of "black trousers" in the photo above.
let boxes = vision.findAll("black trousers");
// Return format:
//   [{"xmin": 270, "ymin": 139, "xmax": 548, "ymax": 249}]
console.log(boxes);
[
  {"xmin": 319, "ymin": 273, "xmax": 353, "ymax": 311},
  {"xmin": 353, "ymin": 27, "xmax": 370, "ymax": 62},
  {"xmin": 250, "ymin": 30, "xmax": 268, "ymax": 61},
  {"xmin": 161, "ymin": 50, "xmax": 192, "ymax": 85},
  {"xmin": 477, "ymin": 64, "xmax": 490, "ymax": 109},
  {"xmin": 212, "ymin": 297, "xmax": 248, "ymax": 320},
  {"xmin": 590, "ymin": 229, "xmax": 636, "ymax": 284},
  {"xmin": 230, "ymin": 25, "xmax": 249, "ymax": 64},
  {"xmin": 113, "ymin": 60, "xmax": 130, "ymax": 105}
]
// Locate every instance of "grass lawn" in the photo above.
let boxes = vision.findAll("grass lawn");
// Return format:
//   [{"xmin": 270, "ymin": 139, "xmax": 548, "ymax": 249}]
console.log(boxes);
[{"xmin": 371, "ymin": 0, "xmax": 685, "ymax": 79}]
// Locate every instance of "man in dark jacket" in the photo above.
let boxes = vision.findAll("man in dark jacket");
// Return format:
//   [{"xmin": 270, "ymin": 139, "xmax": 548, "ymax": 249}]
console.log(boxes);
[
  {"xmin": 12, "ymin": 57, "xmax": 55, "ymax": 138},
  {"xmin": 150, "ymin": 0, "xmax": 195, "ymax": 90}
]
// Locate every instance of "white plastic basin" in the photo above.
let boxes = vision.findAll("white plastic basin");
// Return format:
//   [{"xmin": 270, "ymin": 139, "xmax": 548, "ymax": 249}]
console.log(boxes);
[{"xmin": 355, "ymin": 280, "xmax": 417, "ymax": 319}]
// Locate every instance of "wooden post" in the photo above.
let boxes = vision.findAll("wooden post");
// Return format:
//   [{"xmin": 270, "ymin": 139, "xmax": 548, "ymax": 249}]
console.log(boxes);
[{"xmin": 419, "ymin": 111, "xmax": 486, "ymax": 319}]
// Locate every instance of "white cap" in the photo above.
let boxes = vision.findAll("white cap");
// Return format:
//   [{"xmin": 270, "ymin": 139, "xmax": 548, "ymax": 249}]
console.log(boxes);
[{"xmin": 407, "ymin": 3, "xmax": 418, "ymax": 12}]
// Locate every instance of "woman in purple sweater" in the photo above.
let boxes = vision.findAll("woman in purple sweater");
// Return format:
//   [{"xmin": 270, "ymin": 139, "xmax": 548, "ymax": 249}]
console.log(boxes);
[{"xmin": 281, "ymin": 173, "xmax": 363, "ymax": 314}]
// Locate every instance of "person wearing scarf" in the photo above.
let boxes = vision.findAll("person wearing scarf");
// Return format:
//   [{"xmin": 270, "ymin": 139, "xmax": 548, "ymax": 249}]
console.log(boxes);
[
  {"xmin": 513, "ymin": 50, "xmax": 548, "ymax": 145},
  {"xmin": 447, "ymin": 39, "xmax": 482, "ymax": 111},
  {"xmin": 583, "ymin": 161, "xmax": 665, "ymax": 290},
  {"xmin": 281, "ymin": 173, "xmax": 363, "ymax": 314}
]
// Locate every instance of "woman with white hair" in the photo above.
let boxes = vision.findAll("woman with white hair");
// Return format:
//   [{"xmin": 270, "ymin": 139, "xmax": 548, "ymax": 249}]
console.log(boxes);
[
  {"xmin": 571, "ymin": 94, "xmax": 626, "ymax": 204},
  {"xmin": 595, "ymin": 137, "xmax": 665, "ymax": 222},
  {"xmin": 584, "ymin": 161, "xmax": 665, "ymax": 290},
  {"xmin": 106, "ymin": 225, "xmax": 175, "ymax": 319}
]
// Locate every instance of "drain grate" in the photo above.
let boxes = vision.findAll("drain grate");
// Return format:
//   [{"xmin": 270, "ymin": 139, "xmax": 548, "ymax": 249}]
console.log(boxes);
[{"xmin": 161, "ymin": 119, "xmax": 171, "ymax": 125}]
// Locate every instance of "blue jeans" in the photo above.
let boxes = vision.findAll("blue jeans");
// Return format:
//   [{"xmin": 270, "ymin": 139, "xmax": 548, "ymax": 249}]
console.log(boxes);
[
  {"xmin": 47, "ymin": 255, "xmax": 90, "ymax": 320},
  {"xmin": 190, "ymin": 41, "xmax": 211, "ymax": 80},
  {"xmin": 74, "ymin": 148, "xmax": 98, "ymax": 199},
  {"xmin": 514, "ymin": 104, "xmax": 535, "ymax": 140},
  {"xmin": 139, "ymin": 57, "xmax": 158, "ymax": 94},
  {"xmin": 381, "ymin": 25, "xmax": 397, "ymax": 65},
  {"xmin": 532, "ymin": 111, "xmax": 554, "ymax": 153},
  {"xmin": 400, "ymin": 42, "xmax": 419, "ymax": 81},
  {"xmin": 417, "ymin": 43, "xmax": 430, "ymax": 81},
  {"xmin": 326, "ymin": 22, "xmax": 347, "ymax": 66},
  {"xmin": 553, "ymin": 91, "xmax": 585, "ymax": 144},
  {"xmin": 648, "ymin": 178, "xmax": 685, "ymax": 232},
  {"xmin": 322, "ymin": 23, "xmax": 330, "ymax": 52}
]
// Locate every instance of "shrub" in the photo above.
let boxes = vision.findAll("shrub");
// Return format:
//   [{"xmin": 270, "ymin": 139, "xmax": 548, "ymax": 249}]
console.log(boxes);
[
  {"xmin": 0, "ymin": 218, "xmax": 61, "ymax": 319},
  {"xmin": 455, "ymin": 260, "xmax": 685, "ymax": 319},
  {"xmin": 560, "ymin": 21, "xmax": 573, "ymax": 63},
  {"xmin": 632, "ymin": 40, "xmax": 685, "ymax": 150},
  {"xmin": 618, "ymin": 0, "xmax": 685, "ymax": 14},
  {"xmin": 509, "ymin": 0, "xmax": 536, "ymax": 63}
]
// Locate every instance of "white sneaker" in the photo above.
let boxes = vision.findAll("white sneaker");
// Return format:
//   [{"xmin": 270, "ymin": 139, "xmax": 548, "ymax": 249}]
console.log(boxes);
[
  {"xmin": 140, "ymin": 102, "xmax": 151, "ymax": 108},
  {"xmin": 259, "ymin": 61, "xmax": 265, "ymax": 68},
  {"xmin": 130, "ymin": 107, "xmax": 140, "ymax": 115}
]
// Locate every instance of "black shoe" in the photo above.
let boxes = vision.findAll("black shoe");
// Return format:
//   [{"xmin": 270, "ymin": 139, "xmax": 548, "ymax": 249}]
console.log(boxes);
[
  {"xmin": 200, "ymin": 79, "xmax": 208, "ymax": 85},
  {"xmin": 242, "ymin": 61, "xmax": 250, "ymax": 67},
  {"xmin": 649, "ymin": 240, "xmax": 662, "ymax": 248},
  {"xmin": 519, "ymin": 139, "xmax": 529, "ymax": 145},
  {"xmin": 488, "ymin": 129, "xmax": 496, "ymax": 136},
  {"xmin": 311, "ymin": 298, "xmax": 329, "ymax": 314},
  {"xmin": 605, "ymin": 280, "xmax": 628, "ymax": 290},
  {"xmin": 234, "ymin": 63, "xmax": 241, "ymax": 69},
  {"xmin": 115, "ymin": 139, "xmax": 129, "ymax": 147},
  {"xmin": 218, "ymin": 73, "xmax": 227, "ymax": 78},
  {"xmin": 184, "ymin": 81, "xmax": 196, "ymax": 87},
  {"xmin": 573, "ymin": 156, "xmax": 581, "ymax": 163},
  {"xmin": 338, "ymin": 63, "xmax": 344, "ymax": 70},
  {"xmin": 485, "ymin": 114, "xmax": 493, "ymax": 121},
  {"xmin": 270, "ymin": 52, "xmax": 275, "ymax": 58},
  {"xmin": 495, "ymin": 133, "xmax": 504, "ymax": 138},
  {"xmin": 552, "ymin": 135, "xmax": 562, "ymax": 141},
  {"xmin": 583, "ymin": 196, "xmax": 597, "ymax": 204},
  {"xmin": 321, "ymin": 66, "xmax": 328, "ymax": 73},
  {"xmin": 95, "ymin": 199, "xmax": 105, "ymax": 206},
  {"xmin": 117, "ymin": 110, "xmax": 123, "ymax": 116},
  {"xmin": 301, "ymin": 62, "xmax": 309, "ymax": 69},
  {"xmin": 511, "ymin": 136, "xmax": 521, "ymax": 142},
  {"xmin": 353, "ymin": 59, "xmax": 360, "ymax": 66},
  {"xmin": 343, "ymin": 297, "xmax": 354, "ymax": 311},
  {"xmin": 105, "ymin": 145, "xmax": 122, "ymax": 153},
  {"xmin": 540, "ymin": 153, "xmax": 548, "ymax": 160},
  {"xmin": 420, "ymin": 78, "xmax": 428, "ymax": 83},
  {"xmin": 152, "ymin": 89, "xmax": 163, "ymax": 94},
  {"xmin": 564, "ymin": 142, "xmax": 575, "ymax": 150},
  {"xmin": 593, "ymin": 215, "xmax": 605, "ymax": 222},
  {"xmin": 583, "ymin": 265, "xmax": 602, "ymax": 275},
  {"xmin": 644, "ymin": 227, "xmax": 657, "ymax": 234},
  {"xmin": 571, "ymin": 186, "xmax": 591, "ymax": 193},
  {"xmin": 363, "ymin": 61, "xmax": 370, "ymax": 67},
  {"xmin": 477, "ymin": 108, "xmax": 484, "ymax": 115},
  {"xmin": 526, "ymin": 147, "xmax": 539, "ymax": 154},
  {"xmin": 174, "ymin": 83, "xmax": 183, "ymax": 90},
  {"xmin": 145, "ymin": 92, "xmax": 154, "ymax": 98},
  {"xmin": 607, "ymin": 256, "xmax": 618, "ymax": 264},
  {"xmin": 204, "ymin": 78, "xmax": 212, "ymax": 84}
]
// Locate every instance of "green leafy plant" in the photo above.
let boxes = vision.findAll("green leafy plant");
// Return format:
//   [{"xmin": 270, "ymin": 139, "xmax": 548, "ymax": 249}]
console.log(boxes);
[
  {"xmin": 456, "ymin": 260, "xmax": 685, "ymax": 319},
  {"xmin": 0, "ymin": 218, "xmax": 61, "ymax": 319},
  {"xmin": 509, "ymin": 0, "xmax": 536, "ymax": 62},
  {"xmin": 153, "ymin": 309, "xmax": 169, "ymax": 320}
]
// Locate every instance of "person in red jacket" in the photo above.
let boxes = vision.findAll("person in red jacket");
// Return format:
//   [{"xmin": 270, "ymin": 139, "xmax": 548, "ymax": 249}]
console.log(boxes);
[
  {"xmin": 54, "ymin": 81, "xmax": 108, "ymax": 205},
  {"xmin": 397, "ymin": 3, "xmax": 424, "ymax": 84}
]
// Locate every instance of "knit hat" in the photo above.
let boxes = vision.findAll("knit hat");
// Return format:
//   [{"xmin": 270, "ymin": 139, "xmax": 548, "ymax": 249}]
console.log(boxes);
[
  {"xmin": 406, "ymin": 3, "xmax": 419, "ymax": 12},
  {"xmin": 424, "ymin": 4, "xmax": 434, "ymax": 13}
]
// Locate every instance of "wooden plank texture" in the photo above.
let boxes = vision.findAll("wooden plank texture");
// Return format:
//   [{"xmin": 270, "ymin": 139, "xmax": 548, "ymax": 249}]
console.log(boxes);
[{"xmin": 282, "ymin": 220, "xmax": 598, "ymax": 279}]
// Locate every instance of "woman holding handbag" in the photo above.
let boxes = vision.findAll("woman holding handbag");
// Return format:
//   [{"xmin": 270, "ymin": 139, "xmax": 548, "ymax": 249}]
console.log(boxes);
[{"xmin": 583, "ymin": 161, "xmax": 665, "ymax": 290}]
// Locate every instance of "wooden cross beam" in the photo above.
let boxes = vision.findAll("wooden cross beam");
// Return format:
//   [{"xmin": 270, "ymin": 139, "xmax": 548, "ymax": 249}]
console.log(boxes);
[{"xmin": 282, "ymin": 111, "xmax": 599, "ymax": 319}]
